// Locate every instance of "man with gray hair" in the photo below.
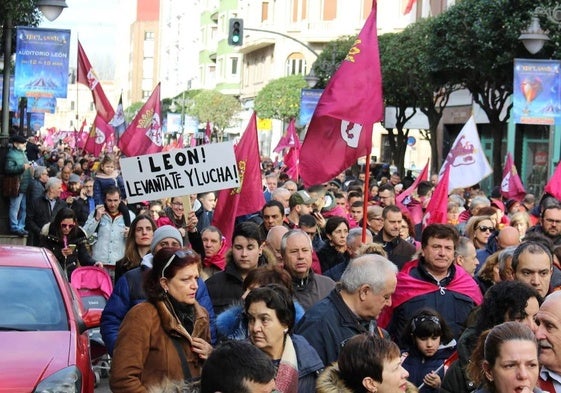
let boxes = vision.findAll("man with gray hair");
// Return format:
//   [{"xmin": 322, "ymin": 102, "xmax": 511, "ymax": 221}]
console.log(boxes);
[
  {"xmin": 26, "ymin": 176, "xmax": 66, "ymax": 246},
  {"xmin": 281, "ymin": 229, "xmax": 335, "ymax": 310},
  {"xmin": 294, "ymin": 254, "xmax": 398, "ymax": 365},
  {"xmin": 455, "ymin": 236, "xmax": 479, "ymax": 277}
]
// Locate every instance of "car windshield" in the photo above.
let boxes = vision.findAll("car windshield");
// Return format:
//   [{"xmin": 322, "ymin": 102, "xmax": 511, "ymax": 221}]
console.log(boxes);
[{"xmin": 0, "ymin": 266, "xmax": 69, "ymax": 331}]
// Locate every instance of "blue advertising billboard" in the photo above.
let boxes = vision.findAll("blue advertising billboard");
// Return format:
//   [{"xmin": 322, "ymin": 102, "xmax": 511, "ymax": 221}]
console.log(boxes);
[
  {"xmin": 298, "ymin": 88, "xmax": 323, "ymax": 127},
  {"xmin": 14, "ymin": 27, "xmax": 71, "ymax": 99},
  {"xmin": 513, "ymin": 59, "xmax": 561, "ymax": 125}
]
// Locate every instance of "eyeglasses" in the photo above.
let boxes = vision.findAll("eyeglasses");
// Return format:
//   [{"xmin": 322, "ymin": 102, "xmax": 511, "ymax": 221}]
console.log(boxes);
[
  {"xmin": 61, "ymin": 224, "xmax": 75, "ymax": 229},
  {"xmin": 477, "ymin": 226, "xmax": 494, "ymax": 233},
  {"xmin": 161, "ymin": 249, "xmax": 196, "ymax": 278}
]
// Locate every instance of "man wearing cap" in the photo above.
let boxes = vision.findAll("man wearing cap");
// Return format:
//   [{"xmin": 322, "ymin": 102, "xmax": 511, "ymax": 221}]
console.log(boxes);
[
  {"xmin": 286, "ymin": 190, "xmax": 316, "ymax": 229},
  {"xmin": 100, "ymin": 225, "xmax": 216, "ymax": 355},
  {"xmin": 4, "ymin": 135, "xmax": 33, "ymax": 236}
]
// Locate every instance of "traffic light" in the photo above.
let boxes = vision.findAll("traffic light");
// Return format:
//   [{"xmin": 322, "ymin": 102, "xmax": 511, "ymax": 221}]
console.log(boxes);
[{"xmin": 228, "ymin": 18, "xmax": 244, "ymax": 46}]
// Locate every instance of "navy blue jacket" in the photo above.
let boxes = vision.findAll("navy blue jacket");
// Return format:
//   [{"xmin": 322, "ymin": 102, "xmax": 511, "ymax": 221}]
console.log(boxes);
[
  {"xmin": 100, "ymin": 264, "xmax": 216, "ymax": 355},
  {"xmin": 402, "ymin": 343, "xmax": 456, "ymax": 393},
  {"xmin": 291, "ymin": 334, "xmax": 324, "ymax": 393},
  {"xmin": 295, "ymin": 288, "xmax": 388, "ymax": 366}
]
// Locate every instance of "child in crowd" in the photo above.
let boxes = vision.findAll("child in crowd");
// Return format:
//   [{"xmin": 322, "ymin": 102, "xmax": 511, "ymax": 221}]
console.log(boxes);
[
  {"xmin": 93, "ymin": 154, "xmax": 126, "ymax": 205},
  {"xmin": 401, "ymin": 308, "xmax": 456, "ymax": 393}
]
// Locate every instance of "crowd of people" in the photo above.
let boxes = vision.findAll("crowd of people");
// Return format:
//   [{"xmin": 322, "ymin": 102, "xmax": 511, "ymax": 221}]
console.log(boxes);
[{"xmin": 4, "ymin": 133, "xmax": 561, "ymax": 393}]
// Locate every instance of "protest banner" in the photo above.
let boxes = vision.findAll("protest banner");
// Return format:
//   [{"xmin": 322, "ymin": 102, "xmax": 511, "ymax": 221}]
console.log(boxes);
[{"xmin": 120, "ymin": 141, "xmax": 239, "ymax": 204}]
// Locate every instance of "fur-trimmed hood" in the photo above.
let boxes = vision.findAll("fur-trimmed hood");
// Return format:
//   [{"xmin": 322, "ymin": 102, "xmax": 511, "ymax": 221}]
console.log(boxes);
[{"xmin": 316, "ymin": 364, "xmax": 419, "ymax": 393}]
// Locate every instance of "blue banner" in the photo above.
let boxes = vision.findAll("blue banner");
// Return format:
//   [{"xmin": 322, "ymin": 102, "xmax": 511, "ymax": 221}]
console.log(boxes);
[
  {"xmin": 29, "ymin": 112, "xmax": 45, "ymax": 133},
  {"xmin": 27, "ymin": 96, "xmax": 57, "ymax": 113},
  {"xmin": 513, "ymin": 59, "xmax": 561, "ymax": 125},
  {"xmin": 0, "ymin": 76, "xmax": 18, "ymax": 112},
  {"xmin": 14, "ymin": 27, "xmax": 71, "ymax": 99},
  {"xmin": 298, "ymin": 89, "xmax": 323, "ymax": 127}
]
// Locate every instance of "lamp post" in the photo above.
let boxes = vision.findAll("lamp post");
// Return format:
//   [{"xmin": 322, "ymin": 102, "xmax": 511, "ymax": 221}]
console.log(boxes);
[
  {"xmin": 518, "ymin": 5, "xmax": 561, "ymax": 183},
  {"xmin": 1, "ymin": 0, "xmax": 68, "ymax": 145}
]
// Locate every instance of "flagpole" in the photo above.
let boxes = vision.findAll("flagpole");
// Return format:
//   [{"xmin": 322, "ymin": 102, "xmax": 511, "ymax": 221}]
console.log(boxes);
[{"xmin": 361, "ymin": 154, "xmax": 371, "ymax": 243}]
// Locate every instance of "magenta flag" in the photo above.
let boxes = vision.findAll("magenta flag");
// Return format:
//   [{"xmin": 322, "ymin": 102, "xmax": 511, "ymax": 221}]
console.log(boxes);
[
  {"xmin": 118, "ymin": 83, "xmax": 163, "ymax": 157},
  {"xmin": 77, "ymin": 41, "xmax": 115, "ymax": 123},
  {"xmin": 273, "ymin": 118, "xmax": 300, "ymax": 153},
  {"xmin": 396, "ymin": 159, "xmax": 429, "ymax": 204},
  {"xmin": 501, "ymin": 152, "xmax": 526, "ymax": 201},
  {"xmin": 84, "ymin": 115, "xmax": 114, "ymax": 156},
  {"xmin": 545, "ymin": 161, "xmax": 561, "ymax": 201},
  {"xmin": 204, "ymin": 121, "xmax": 212, "ymax": 144},
  {"xmin": 212, "ymin": 112, "xmax": 266, "ymax": 245},
  {"xmin": 299, "ymin": 2, "xmax": 383, "ymax": 187},
  {"xmin": 423, "ymin": 164, "xmax": 450, "ymax": 229}
]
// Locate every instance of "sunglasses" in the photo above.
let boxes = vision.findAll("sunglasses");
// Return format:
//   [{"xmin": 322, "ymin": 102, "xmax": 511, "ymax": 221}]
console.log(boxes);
[
  {"xmin": 478, "ymin": 226, "xmax": 494, "ymax": 233},
  {"xmin": 61, "ymin": 224, "xmax": 75, "ymax": 229},
  {"xmin": 161, "ymin": 249, "xmax": 196, "ymax": 278}
]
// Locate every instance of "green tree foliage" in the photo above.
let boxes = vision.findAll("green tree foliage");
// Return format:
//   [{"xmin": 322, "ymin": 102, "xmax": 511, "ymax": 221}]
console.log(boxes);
[
  {"xmin": 428, "ymin": 0, "xmax": 538, "ymax": 185},
  {"xmin": 311, "ymin": 36, "xmax": 355, "ymax": 89},
  {"xmin": 254, "ymin": 74, "xmax": 307, "ymax": 122},
  {"xmin": 187, "ymin": 90, "xmax": 241, "ymax": 134},
  {"xmin": 0, "ymin": 1, "xmax": 41, "ymax": 62},
  {"xmin": 379, "ymin": 32, "xmax": 418, "ymax": 175},
  {"xmin": 123, "ymin": 102, "xmax": 144, "ymax": 123}
]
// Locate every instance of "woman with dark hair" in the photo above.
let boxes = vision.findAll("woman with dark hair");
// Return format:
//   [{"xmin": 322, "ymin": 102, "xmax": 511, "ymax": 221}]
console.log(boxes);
[
  {"xmin": 114, "ymin": 213, "xmax": 156, "ymax": 282},
  {"xmin": 216, "ymin": 265, "xmax": 306, "ymax": 341},
  {"xmin": 110, "ymin": 247, "xmax": 212, "ymax": 392},
  {"xmin": 401, "ymin": 308, "xmax": 456, "ymax": 392},
  {"xmin": 245, "ymin": 284, "xmax": 323, "ymax": 393},
  {"xmin": 441, "ymin": 281, "xmax": 542, "ymax": 393},
  {"xmin": 466, "ymin": 322, "xmax": 543, "ymax": 393},
  {"xmin": 317, "ymin": 333, "xmax": 413, "ymax": 393},
  {"xmin": 317, "ymin": 216, "xmax": 350, "ymax": 274},
  {"xmin": 40, "ymin": 207, "xmax": 101, "ymax": 279}
]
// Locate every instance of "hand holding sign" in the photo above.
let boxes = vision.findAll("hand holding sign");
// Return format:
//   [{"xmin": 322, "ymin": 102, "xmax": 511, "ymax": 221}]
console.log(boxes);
[{"xmin": 120, "ymin": 142, "xmax": 239, "ymax": 204}]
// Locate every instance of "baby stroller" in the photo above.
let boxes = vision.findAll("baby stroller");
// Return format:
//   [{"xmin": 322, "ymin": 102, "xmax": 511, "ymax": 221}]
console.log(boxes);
[{"xmin": 71, "ymin": 266, "xmax": 114, "ymax": 386}]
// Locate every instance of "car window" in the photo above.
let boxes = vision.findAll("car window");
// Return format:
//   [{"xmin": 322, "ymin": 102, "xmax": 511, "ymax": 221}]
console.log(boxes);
[{"xmin": 0, "ymin": 267, "xmax": 69, "ymax": 331}]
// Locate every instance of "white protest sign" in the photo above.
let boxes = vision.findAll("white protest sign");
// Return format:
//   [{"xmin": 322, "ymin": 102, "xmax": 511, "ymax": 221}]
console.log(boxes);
[{"xmin": 120, "ymin": 142, "xmax": 239, "ymax": 203}]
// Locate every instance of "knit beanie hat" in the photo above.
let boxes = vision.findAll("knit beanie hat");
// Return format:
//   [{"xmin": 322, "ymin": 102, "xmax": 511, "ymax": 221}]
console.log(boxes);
[{"xmin": 150, "ymin": 225, "xmax": 183, "ymax": 253}]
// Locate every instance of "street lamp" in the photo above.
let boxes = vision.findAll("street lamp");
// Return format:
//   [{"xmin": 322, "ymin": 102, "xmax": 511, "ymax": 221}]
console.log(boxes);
[
  {"xmin": 35, "ymin": 0, "xmax": 68, "ymax": 22},
  {"xmin": 519, "ymin": 17, "xmax": 549, "ymax": 54},
  {"xmin": 519, "ymin": 5, "xmax": 561, "ymax": 54},
  {"xmin": 1, "ymin": 0, "xmax": 68, "ymax": 144}
]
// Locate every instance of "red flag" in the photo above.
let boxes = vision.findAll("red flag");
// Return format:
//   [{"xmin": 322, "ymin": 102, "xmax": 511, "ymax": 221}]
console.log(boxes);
[
  {"xmin": 84, "ymin": 115, "xmax": 114, "ymax": 156},
  {"xmin": 501, "ymin": 152, "xmax": 526, "ymax": 201},
  {"xmin": 177, "ymin": 133, "xmax": 184, "ymax": 148},
  {"xmin": 299, "ymin": 4, "xmax": 383, "ymax": 187},
  {"xmin": 212, "ymin": 112, "xmax": 266, "ymax": 245},
  {"xmin": 77, "ymin": 41, "xmax": 115, "ymax": 123},
  {"xmin": 118, "ymin": 83, "xmax": 163, "ymax": 157},
  {"xmin": 204, "ymin": 121, "xmax": 212, "ymax": 144},
  {"xmin": 273, "ymin": 118, "xmax": 300, "ymax": 153},
  {"xmin": 284, "ymin": 146, "xmax": 300, "ymax": 180},
  {"xmin": 396, "ymin": 159, "xmax": 429, "ymax": 204},
  {"xmin": 403, "ymin": 0, "xmax": 416, "ymax": 14},
  {"xmin": 422, "ymin": 164, "xmax": 450, "ymax": 228},
  {"xmin": 545, "ymin": 161, "xmax": 561, "ymax": 201}
]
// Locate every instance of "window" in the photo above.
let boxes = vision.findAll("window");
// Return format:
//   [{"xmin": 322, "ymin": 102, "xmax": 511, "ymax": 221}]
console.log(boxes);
[
  {"xmin": 262, "ymin": 2, "xmax": 269, "ymax": 22},
  {"xmin": 231, "ymin": 57, "xmax": 239, "ymax": 75},
  {"xmin": 323, "ymin": 0, "xmax": 337, "ymax": 20},
  {"xmin": 286, "ymin": 53, "xmax": 306, "ymax": 76}
]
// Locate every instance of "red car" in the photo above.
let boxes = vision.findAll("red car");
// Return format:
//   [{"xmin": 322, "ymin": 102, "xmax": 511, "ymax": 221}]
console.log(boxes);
[{"xmin": 0, "ymin": 245, "xmax": 101, "ymax": 392}]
